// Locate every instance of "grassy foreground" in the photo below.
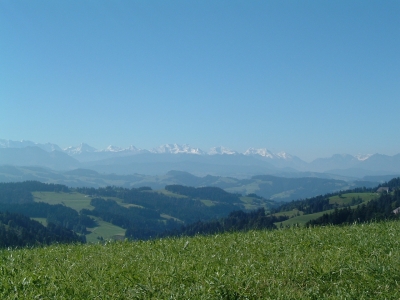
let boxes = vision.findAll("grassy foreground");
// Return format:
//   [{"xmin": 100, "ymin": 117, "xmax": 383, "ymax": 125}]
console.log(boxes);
[{"xmin": 1, "ymin": 222, "xmax": 400, "ymax": 299}]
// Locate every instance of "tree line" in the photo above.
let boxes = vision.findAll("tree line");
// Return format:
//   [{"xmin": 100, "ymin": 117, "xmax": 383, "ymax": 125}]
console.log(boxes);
[
  {"xmin": 0, "ymin": 211, "xmax": 84, "ymax": 248},
  {"xmin": 307, "ymin": 188, "xmax": 400, "ymax": 226},
  {"xmin": 162, "ymin": 208, "xmax": 288, "ymax": 237}
]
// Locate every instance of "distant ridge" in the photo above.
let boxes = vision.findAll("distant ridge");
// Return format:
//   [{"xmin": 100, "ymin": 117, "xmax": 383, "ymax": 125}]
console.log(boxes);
[{"xmin": 0, "ymin": 139, "xmax": 399, "ymax": 178}]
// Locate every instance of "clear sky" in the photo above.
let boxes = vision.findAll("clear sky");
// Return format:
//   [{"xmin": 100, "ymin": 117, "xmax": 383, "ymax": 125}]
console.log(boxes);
[{"xmin": 1, "ymin": 1, "xmax": 399, "ymax": 162}]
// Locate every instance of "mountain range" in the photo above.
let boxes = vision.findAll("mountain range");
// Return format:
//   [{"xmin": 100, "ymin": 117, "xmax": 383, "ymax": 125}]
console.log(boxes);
[{"xmin": 0, "ymin": 139, "xmax": 400, "ymax": 179}]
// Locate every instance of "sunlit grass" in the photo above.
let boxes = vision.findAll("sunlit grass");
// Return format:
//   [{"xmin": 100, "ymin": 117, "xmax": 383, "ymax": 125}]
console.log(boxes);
[{"xmin": 1, "ymin": 221, "xmax": 400, "ymax": 299}]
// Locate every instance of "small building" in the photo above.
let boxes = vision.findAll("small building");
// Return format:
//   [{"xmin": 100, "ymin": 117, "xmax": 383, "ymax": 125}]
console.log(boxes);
[{"xmin": 377, "ymin": 187, "xmax": 389, "ymax": 193}]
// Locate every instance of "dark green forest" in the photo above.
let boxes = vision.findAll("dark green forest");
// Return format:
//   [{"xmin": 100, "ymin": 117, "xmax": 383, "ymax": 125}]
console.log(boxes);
[
  {"xmin": 307, "ymin": 186, "xmax": 400, "ymax": 226},
  {"xmin": 0, "ymin": 211, "xmax": 83, "ymax": 248},
  {"xmin": 162, "ymin": 208, "xmax": 288, "ymax": 237}
]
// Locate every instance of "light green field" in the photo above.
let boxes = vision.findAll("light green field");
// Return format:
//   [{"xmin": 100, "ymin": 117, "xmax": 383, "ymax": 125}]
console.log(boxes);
[
  {"xmin": 270, "ymin": 190, "xmax": 296, "ymax": 200},
  {"xmin": 32, "ymin": 191, "xmax": 95, "ymax": 211},
  {"xmin": 2, "ymin": 221, "xmax": 400, "ymax": 299},
  {"xmin": 277, "ymin": 210, "xmax": 330, "ymax": 227},
  {"xmin": 199, "ymin": 199, "xmax": 215, "ymax": 206},
  {"xmin": 329, "ymin": 192, "xmax": 377, "ymax": 205},
  {"xmin": 239, "ymin": 196, "xmax": 275, "ymax": 211},
  {"xmin": 32, "ymin": 192, "xmax": 126, "ymax": 242},
  {"xmin": 31, "ymin": 217, "xmax": 47, "ymax": 226},
  {"xmin": 156, "ymin": 189, "xmax": 188, "ymax": 198},
  {"xmin": 85, "ymin": 217, "xmax": 126, "ymax": 243},
  {"xmin": 225, "ymin": 182, "xmax": 261, "ymax": 196},
  {"xmin": 160, "ymin": 213, "xmax": 182, "ymax": 222},
  {"xmin": 275, "ymin": 192, "xmax": 379, "ymax": 227},
  {"xmin": 32, "ymin": 192, "xmax": 139, "ymax": 211}
]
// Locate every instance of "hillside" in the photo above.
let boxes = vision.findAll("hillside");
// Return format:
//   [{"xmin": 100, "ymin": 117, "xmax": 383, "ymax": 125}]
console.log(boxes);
[
  {"xmin": 0, "ymin": 181, "xmax": 276, "ymax": 243},
  {"xmin": 0, "ymin": 166, "xmax": 380, "ymax": 202},
  {"xmin": 0, "ymin": 211, "xmax": 83, "ymax": 247},
  {"xmin": 1, "ymin": 221, "xmax": 400, "ymax": 298},
  {"xmin": 269, "ymin": 177, "xmax": 400, "ymax": 227},
  {"xmin": 2, "ymin": 140, "xmax": 400, "ymax": 178},
  {"xmin": 0, "ymin": 176, "xmax": 399, "ymax": 246}
]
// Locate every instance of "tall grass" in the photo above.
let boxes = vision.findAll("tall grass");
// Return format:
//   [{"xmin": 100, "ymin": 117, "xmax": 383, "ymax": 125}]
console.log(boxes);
[{"xmin": 1, "ymin": 221, "xmax": 400, "ymax": 299}]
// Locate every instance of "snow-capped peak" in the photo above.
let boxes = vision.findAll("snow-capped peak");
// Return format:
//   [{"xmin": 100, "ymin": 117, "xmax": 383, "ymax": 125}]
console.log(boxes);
[
  {"xmin": 208, "ymin": 146, "xmax": 238, "ymax": 155},
  {"xmin": 355, "ymin": 154, "xmax": 372, "ymax": 161},
  {"xmin": 104, "ymin": 145, "xmax": 123, "ymax": 152},
  {"xmin": 151, "ymin": 144, "xmax": 205, "ymax": 155},
  {"xmin": 64, "ymin": 143, "xmax": 97, "ymax": 155},
  {"xmin": 244, "ymin": 148, "xmax": 274, "ymax": 158},
  {"xmin": 275, "ymin": 152, "xmax": 292, "ymax": 160},
  {"xmin": 244, "ymin": 148, "xmax": 293, "ymax": 160}
]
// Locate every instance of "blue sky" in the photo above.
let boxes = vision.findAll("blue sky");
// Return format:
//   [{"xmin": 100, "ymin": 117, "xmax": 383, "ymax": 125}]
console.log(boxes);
[{"xmin": 1, "ymin": 1, "xmax": 399, "ymax": 161}]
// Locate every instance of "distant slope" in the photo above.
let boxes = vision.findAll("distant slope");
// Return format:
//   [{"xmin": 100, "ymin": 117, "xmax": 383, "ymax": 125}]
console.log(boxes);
[
  {"xmin": 0, "ymin": 147, "xmax": 79, "ymax": 170},
  {"xmin": 0, "ymin": 167, "xmax": 379, "ymax": 202},
  {"xmin": 0, "ymin": 211, "xmax": 83, "ymax": 248},
  {"xmin": 2, "ymin": 139, "xmax": 400, "ymax": 178},
  {"xmin": 162, "ymin": 208, "xmax": 285, "ymax": 237}
]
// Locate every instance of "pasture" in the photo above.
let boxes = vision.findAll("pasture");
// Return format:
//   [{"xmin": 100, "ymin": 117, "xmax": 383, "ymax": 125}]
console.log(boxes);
[{"xmin": 1, "ymin": 221, "xmax": 399, "ymax": 299}]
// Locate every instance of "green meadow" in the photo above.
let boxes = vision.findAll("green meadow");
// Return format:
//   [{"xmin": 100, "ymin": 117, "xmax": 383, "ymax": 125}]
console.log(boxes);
[
  {"xmin": 31, "ymin": 190, "xmax": 274, "ymax": 242},
  {"xmin": 329, "ymin": 192, "xmax": 377, "ymax": 205},
  {"xmin": 32, "ymin": 192, "xmax": 126, "ymax": 242},
  {"xmin": 275, "ymin": 192, "xmax": 379, "ymax": 227},
  {"xmin": 32, "ymin": 191, "xmax": 95, "ymax": 211},
  {"xmin": 1, "ymin": 221, "xmax": 399, "ymax": 299}
]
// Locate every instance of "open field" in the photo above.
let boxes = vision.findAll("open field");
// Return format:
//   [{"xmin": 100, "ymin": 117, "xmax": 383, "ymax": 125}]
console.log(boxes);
[
  {"xmin": 278, "ymin": 210, "xmax": 331, "ymax": 227},
  {"xmin": 1, "ymin": 221, "xmax": 400, "ymax": 299},
  {"xmin": 85, "ymin": 217, "xmax": 126, "ymax": 243},
  {"xmin": 32, "ymin": 191, "xmax": 95, "ymax": 211},
  {"xmin": 31, "ymin": 217, "xmax": 47, "ymax": 226},
  {"xmin": 274, "ymin": 192, "xmax": 379, "ymax": 227},
  {"xmin": 32, "ymin": 192, "xmax": 127, "ymax": 242},
  {"xmin": 329, "ymin": 192, "xmax": 378, "ymax": 205},
  {"xmin": 32, "ymin": 191, "xmax": 139, "ymax": 211},
  {"xmin": 156, "ymin": 189, "xmax": 188, "ymax": 198}
]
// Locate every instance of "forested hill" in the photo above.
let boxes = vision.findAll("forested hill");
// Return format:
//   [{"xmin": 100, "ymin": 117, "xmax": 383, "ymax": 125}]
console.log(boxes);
[
  {"xmin": 0, "ymin": 211, "xmax": 84, "ymax": 248},
  {"xmin": 162, "ymin": 208, "xmax": 288, "ymax": 238},
  {"xmin": 164, "ymin": 185, "xmax": 240, "ymax": 203},
  {"xmin": 307, "ymin": 178, "xmax": 400, "ymax": 226},
  {"xmin": 0, "ymin": 180, "xmax": 86, "ymax": 247},
  {"xmin": 1, "ymin": 177, "xmax": 400, "ymax": 247},
  {"xmin": 0, "ymin": 181, "xmax": 70, "ymax": 204},
  {"xmin": 273, "ymin": 186, "xmax": 375, "ymax": 215}
]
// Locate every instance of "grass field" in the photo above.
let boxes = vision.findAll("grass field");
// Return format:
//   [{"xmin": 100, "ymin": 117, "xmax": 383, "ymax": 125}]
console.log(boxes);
[
  {"xmin": 329, "ymin": 192, "xmax": 378, "ymax": 205},
  {"xmin": 277, "ymin": 210, "xmax": 331, "ymax": 227},
  {"xmin": 274, "ymin": 192, "xmax": 379, "ymax": 227},
  {"xmin": 1, "ymin": 221, "xmax": 400, "ymax": 299},
  {"xmin": 85, "ymin": 217, "xmax": 126, "ymax": 243},
  {"xmin": 32, "ymin": 191, "xmax": 95, "ymax": 211},
  {"xmin": 31, "ymin": 217, "xmax": 47, "ymax": 226},
  {"xmin": 156, "ymin": 189, "xmax": 188, "ymax": 198},
  {"xmin": 32, "ymin": 192, "xmax": 126, "ymax": 242}
]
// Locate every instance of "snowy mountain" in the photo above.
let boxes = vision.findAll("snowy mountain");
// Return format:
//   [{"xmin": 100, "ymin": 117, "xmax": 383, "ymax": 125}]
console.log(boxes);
[
  {"xmin": 151, "ymin": 144, "xmax": 205, "ymax": 155},
  {"xmin": 63, "ymin": 143, "xmax": 97, "ymax": 155},
  {"xmin": 208, "ymin": 146, "xmax": 238, "ymax": 155},
  {"xmin": 243, "ymin": 148, "xmax": 294, "ymax": 160},
  {"xmin": 355, "ymin": 154, "xmax": 373, "ymax": 161},
  {"xmin": 0, "ymin": 140, "xmax": 295, "ymax": 160},
  {"xmin": 100, "ymin": 145, "xmax": 143, "ymax": 154},
  {"xmin": 0, "ymin": 139, "xmax": 399, "ymax": 178}
]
